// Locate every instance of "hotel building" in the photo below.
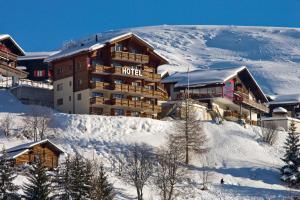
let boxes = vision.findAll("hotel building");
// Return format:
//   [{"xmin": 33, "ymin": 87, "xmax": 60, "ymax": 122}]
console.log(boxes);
[{"xmin": 46, "ymin": 32, "xmax": 168, "ymax": 118}]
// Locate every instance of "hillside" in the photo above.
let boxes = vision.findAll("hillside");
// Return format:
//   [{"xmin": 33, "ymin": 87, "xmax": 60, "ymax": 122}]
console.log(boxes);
[
  {"xmin": 0, "ymin": 89, "xmax": 299, "ymax": 199},
  {"xmin": 66, "ymin": 25, "xmax": 300, "ymax": 95}
]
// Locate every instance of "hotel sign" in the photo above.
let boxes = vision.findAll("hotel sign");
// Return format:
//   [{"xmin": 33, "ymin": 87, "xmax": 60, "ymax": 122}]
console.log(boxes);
[{"xmin": 122, "ymin": 67, "xmax": 143, "ymax": 77}]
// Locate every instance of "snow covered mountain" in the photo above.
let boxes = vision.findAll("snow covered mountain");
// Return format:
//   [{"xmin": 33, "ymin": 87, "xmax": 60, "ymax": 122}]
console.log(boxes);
[{"xmin": 74, "ymin": 25, "xmax": 300, "ymax": 95}]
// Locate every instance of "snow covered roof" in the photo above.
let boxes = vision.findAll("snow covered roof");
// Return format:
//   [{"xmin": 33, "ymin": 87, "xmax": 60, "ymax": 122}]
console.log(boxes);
[
  {"xmin": 162, "ymin": 66, "xmax": 246, "ymax": 87},
  {"xmin": 0, "ymin": 34, "xmax": 25, "ymax": 56},
  {"xmin": 162, "ymin": 66, "xmax": 268, "ymax": 102},
  {"xmin": 5, "ymin": 139, "xmax": 64, "ymax": 159},
  {"xmin": 18, "ymin": 51, "xmax": 59, "ymax": 61},
  {"xmin": 45, "ymin": 32, "xmax": 167, "ymax": 63},
  {"xmin": 273, "ymin": 107, "xmax": 288, "ymax": 113},
  {"xmin": 269, "ymin": 94, "xmax": 300, "ymax": 105}
]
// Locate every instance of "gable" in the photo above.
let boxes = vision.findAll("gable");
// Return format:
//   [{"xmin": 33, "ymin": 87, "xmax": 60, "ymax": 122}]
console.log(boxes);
[{"xmin": 0, "ymin": 35, "xmax": 25, "ymax": 56}]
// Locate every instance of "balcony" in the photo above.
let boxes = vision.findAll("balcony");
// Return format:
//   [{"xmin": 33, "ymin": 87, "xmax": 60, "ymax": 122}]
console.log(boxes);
[
  {"xmin": 90, "ymin": 81, "xmax": 111, "ymax": 90},
  {"xmin": 233, "ymin": 91, "xmax": 269, "ymax": 113},
  {"xmin": 91, "ymin": 65, "xmax": 112, "ymax": 73},
  {"xmin": 176, "ymin": 92, "xmax": 223, "ymax": 100},
  {"xmin": 111, "ymin": 98, "xmax": 143, "ymax": 109},
  {"xmin": 111, "ymin": 51, "xmax": 149, "ymax": 64},
  {"xmin": 142, "ymin": 103, "xmax": 162, "ymax": 113},
  {"xmin": 0, "ymin": 46, "xmax": 17, "ymax": 61},
  {"xmin": 90, "ymin": 97, "xmax": 110, "ymax": 105}
]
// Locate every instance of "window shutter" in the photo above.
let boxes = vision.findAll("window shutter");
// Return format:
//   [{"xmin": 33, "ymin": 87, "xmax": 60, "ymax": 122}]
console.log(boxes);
[
  {"xmin": 34, "ymin": 70, "xmax": 37, "ymax": 77},
  {"xmin": 42, "ymin": 70, "xmax": 46, "ymax": 77}
]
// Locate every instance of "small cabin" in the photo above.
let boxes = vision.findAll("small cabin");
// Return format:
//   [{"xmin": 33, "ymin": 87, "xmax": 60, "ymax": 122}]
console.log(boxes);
[{"xmin": 5, "ymin": 139, "xmax": 64, "ymax": 169}]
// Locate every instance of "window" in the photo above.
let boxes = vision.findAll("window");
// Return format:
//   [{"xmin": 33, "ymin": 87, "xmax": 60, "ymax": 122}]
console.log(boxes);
[
  {"xmin": 115, "ymin": 44, "xmax": 123, "ymax": 51},
  {"xmin": 111, "ymin": 62, "xmax": 122, "ymax": 68},
  {"xmin": 57, "ymin": 83, "xmax": 63, "ymax": 91},
  {"xmin": 92, "ymin": 92, "xmax": 103, "ymax": 97},
  {"xmin": 132, "ymin": 82, "xmax": 141, "ymax": 87},
  {"xmin": 77, "ymin": 93, "xmax": 82, "ymax": 101},
  {"xmin": 77, "ymin": 79, "xmax": 82, "ymax": 86},
  {"xmin": 76, "ymin": 61, "xmax": 83, "ymax": 70},
  {"xmin": 69, "ymin": 81, "xmax": 72, "ymax": 86},
  {"xmin": 69, "ymin": 96, "xmax": 71, "ymax": 101},
  {"xmin": 91, "ymin": 77, "xmax": 103, "ymax": 83},
  {"xmin": 115, "ymin": 109, "xmax": 124, "ymax": 116},
  {"xmin": 57, "ymin": 98, "xmax": 63, "ymax": 106},
  {"xmin": 113, "ymin": 94, "xmax": 124, "ymax": 99},
  {"xmin": 132, "ymin": 96, "xmax": 140, "ymax": 101},
  {"xmin": 56, "ymin": 67, "xmax": 63, "ymax": 75},
  {"xmin": 114, "ymin": 79, "xmax": 123, "ymax": 84},
  {"xmin": 145, "ymin": 85, "xmax": 154, "ymax": 90},
  {"xmin": 34, "ymin": 70, "xmax": 45, "ymax": 77},
  {"xmin": 131, "ymin": 111, "xmax": 140, "ymax": 117}
]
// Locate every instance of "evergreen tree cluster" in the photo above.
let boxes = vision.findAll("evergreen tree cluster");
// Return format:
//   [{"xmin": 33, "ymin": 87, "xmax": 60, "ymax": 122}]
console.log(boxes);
[
  {"xmin": 281, "ymin": 121, "xmax": 300, "ymax": 186},
  {"xmin": 0, "ymin": 150, "xmax": 114, "ymax": 200}
]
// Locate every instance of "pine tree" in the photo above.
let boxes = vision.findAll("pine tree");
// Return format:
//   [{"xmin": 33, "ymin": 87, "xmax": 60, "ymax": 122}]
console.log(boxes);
[
  {"xmin": 0, "ymin": 148, "xmax": 19, "ymax": 200},
  {"xmin": 23, "ymin": 158, "xmax": 53, "ymax": 200},
  {"xmin": 91, "ymin": 164, "xmax": 114, "ymax": 200},
  {"xmin": 281, "ymin": 121, "xmax": 300, "ymax": 185},
  {"xmin": 69, "ymin": 153, "xmax": 92, "ymax": 200}
]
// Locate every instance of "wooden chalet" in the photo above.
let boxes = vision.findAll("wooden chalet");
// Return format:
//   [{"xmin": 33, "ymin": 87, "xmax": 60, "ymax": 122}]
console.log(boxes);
[
  {"xmin": 46, "ymin": 32, "xmax": 169, "ymax": 118},
  {"xmin": 162, "ymin": 66, "xmax": 269, "ymax": 124},
  {"xmin": 5, "ymin": 139, "xmax": 64, "ymax": 169},
  {"xmin": 0, "ymin": 34, "xmax": 28, "ymax": 79}
]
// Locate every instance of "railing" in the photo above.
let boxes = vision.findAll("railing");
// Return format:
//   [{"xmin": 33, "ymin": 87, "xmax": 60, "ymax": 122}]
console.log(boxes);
[
  {"xmin": 0, "ymin": 78, "xmax": 53, "ymax": 90},
  {"xmin": 0, "ymin": 47, "xmax": 17, "ymax": 61},
  {"xmin": 176, "ymin": 92, "xmax": 223, "ymax": 100},
  {"xmin": 90, "ymin": 81, "xmax": 111, "ymax": 90},
  {"xmin": 111, "ymin": 51, "xmax": 149, "ymax": 63},
  {"xmin": 91, "ymin": 65, "xmax": 161, "ymax": 81},
  {"xmin": 90, "ymin": 97, "xmax": 110, "ymax": 105},
  {"xmin": 111, "ymin": 98, "xmax": 143, "ymax": 108},
  {"xmin": 234, "ymin": 91, "xmax": 269, "ymax": 113},
  {"xmin": 90, "ymin": 81, "xmax": 167, "ymax": 100}
]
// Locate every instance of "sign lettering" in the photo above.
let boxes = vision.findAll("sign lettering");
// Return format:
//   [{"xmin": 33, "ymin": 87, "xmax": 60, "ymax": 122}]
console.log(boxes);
[{"xmin": 122, "ymin": 67, "xmax": 142, "ymax": 77}]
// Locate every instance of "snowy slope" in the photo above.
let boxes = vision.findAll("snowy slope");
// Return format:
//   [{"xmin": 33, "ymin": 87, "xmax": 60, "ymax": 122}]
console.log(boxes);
[
  {"xmin": 0, "ymin": 89, "xmax": 299, "ymax": 199},
  {"xmin": 59, "ymin": 25, "xmax": 300, "ymax": 95}
]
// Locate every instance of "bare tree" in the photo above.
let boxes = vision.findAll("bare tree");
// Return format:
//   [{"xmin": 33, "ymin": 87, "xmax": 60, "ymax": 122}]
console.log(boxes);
[
  {"xmin": 0, "ymin": 114, "xmax": 13, "ymax": 137},
  {"xmin": 261, "ymin": 123, "xmax": 278, "ymax": 145},
  {"xmin": 172, "ymin": 99, "xmax": 208, "ymax": 164},
  {"xmin": 22, "ymin": 107, "xmax": 52, "ymax": 141},
  {"xmin": 200, "ymin": 156, "xmax": 212, "ymax": 190},
  {"xmin": 118, "ymin": 143, "xmax": 154, "ymax": 200},
  {"xmin": 155, "ymin": 139, "xmax": 185, "ymax": 200}
]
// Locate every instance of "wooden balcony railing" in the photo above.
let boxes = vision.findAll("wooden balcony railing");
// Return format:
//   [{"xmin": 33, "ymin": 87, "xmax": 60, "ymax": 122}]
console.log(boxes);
[
  {"xmin": 0, "ymin": 48, "xmax": 17, "ymax": 61},
  {"xmin": 176, "ymin": 92, "xmax": 223, "ymax": 100},
  {"xmin": 111, "ymin": 98, "xmax": 143, "ymax": 108},
  {"xmin": 90, "ymin": 81, "xmax": 111, "ymax": 90},
  {"xmin": 91, "ymin": 65, "xmax": 161, "ymax": 81},
  {"xmin": 233, "ymin": 91, "xmax": 269, "ymax": 113},
  {"xmin": 90, "ymin": 97, "xmax": 110, "ymax": 105},
  {"xmin": 111, "ymin": 51, "xmax": 149, "ymax": 64}
]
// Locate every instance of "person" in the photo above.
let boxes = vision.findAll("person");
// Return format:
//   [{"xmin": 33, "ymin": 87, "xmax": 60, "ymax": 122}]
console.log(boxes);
[{"xmin": 220, "ymin": 178, "xmax": 224, "ymax": 185}]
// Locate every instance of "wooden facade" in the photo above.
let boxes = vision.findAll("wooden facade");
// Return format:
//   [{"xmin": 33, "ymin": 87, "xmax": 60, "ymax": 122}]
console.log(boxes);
[
  {"xmin": 6, "ymin": 140, "xmax": 63, "ymax": 169},
  {"xmin": 50, "ymin": 33, "xmax": 168, "ymax": 118},
  {"xmin": 0, "ymin": 35, "xmax": 28, "ymax": 78}
]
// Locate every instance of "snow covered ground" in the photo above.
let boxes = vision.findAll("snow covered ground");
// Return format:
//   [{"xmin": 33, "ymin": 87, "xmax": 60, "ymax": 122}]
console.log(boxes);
[
  {"xmin": 0, "ymin": 89, "xmax": 299, "ymax": 199},
  {"xmin": 61, "ymin": 25, "xmax": 300, "ymax": 95}
]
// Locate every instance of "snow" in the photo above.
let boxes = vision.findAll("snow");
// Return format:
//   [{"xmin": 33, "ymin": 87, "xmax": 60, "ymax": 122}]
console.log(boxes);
[
  {"xmin": 0, "ymin": 34, "xmax": 25, "ymax": 55},
  {"xmin": 0, "ymin": 89, "xmax": 299, "ymax": 199},
  {"xmin": 17, "ymin": 51, "xmax": 59, "ymax": 61},
  {"xmin": 162, "ymin": 66, "xmax": 246, "ymax": 87},
  {"xmin": 273, "ymin": 107, "xmax": 288, "ymax": 113},
  {"xmin": 269, "ymin": 93, "xmax": 300, "ymax": 104}
]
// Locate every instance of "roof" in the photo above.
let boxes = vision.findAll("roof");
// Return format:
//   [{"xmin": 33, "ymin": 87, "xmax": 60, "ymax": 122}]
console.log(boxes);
[
  {"xmin": 273, "ymin": 107, "xmax": 288, "ymax": 113},
  {"xmin": 18, "ymin": 51, "xmax": 59, "ymax": 61},
  {"xmin": 162, "ymin": 66, "xmax": 246, "ymax": 87},
  {"xmin": 162, "ymin": 66, "xmax": 268, "ymax": 102},
  {"xmin": 0, "ymin": 34, "xmax": 25, "ymax": 56},
  {"xmin": 5, "ymin": 139, "xmax": 64, "ymax": 159},
  {"xmin": 269, "ymin": 94, "xmax": 300, "ymax": 105},
  {"xmin": 45, "ymin": 32, "xmax": 168, "ymax": 64}
]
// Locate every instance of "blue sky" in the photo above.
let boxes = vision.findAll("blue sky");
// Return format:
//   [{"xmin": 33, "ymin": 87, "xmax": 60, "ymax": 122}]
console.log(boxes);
[{"xmin": 1, "ymin": 0, "xmax": 299, "ymax": 52}]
